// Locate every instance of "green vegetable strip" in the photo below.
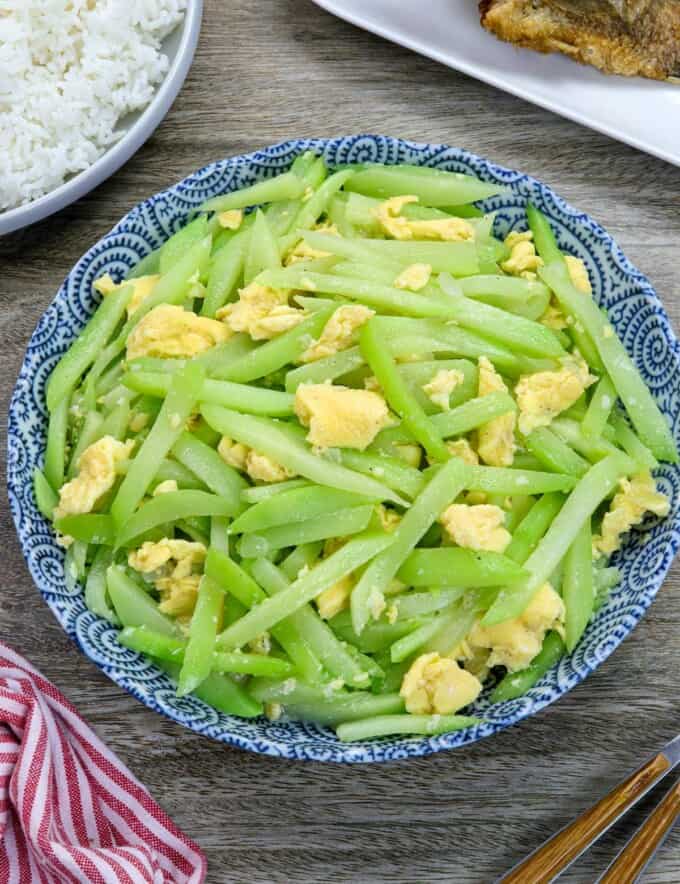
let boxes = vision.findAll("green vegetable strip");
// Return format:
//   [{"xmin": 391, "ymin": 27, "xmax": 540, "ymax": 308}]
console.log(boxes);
[
  {"xmin": 157, "ymin": 659, "xmax": 263, "ymax": 717},
  {"xmin": 465, "ymin": 465, "xmax": 576, "ymax": 495},
  {"xmin": 84, "ymin": 546, "xmax": 117, "ymax": 624},
  {"xmin": 430, "ymin": 392, "xmax": 516, "ymax": 439},
  {"xmin": 200, "ymin": 171, "xmax": 306, "ymax": 214},
  {"xmin": 611, "ymin": 414, "xmax": 658, "ymax": 470},
  {"xmin": 550, "ymin": 417, "xmax": 629, "ymax": 465},
  {"xmin": 55, "ymin": 514, "xmax": 115, "ymax": 546},
  {"xmin": 240, "ymin": 478, "xmax": 311, "ymax": 504},
  {"xmin": 111, "ymin": 363, "xmax": 205, "ymax": 527},
  {"xmin": 116, "ymin": 491, "xmax": 237, "ymax": 547},
  {"xmin": 244, "ymin": 210, "xmax": 280, "ymax": 285},
  {"xmin": 483, "ymin": 454, "xmax": 628, "ymax": 625},
  {"xmin": 33, "ymin": 469, "xmax": 58, "ymax": 520},
  {"xmin": 152, "ymin": 458, "xmax": 207, "ymax": 492},
  {"xmin": 230, "ymin": 486, "xmax": 378, "ymax": 535},
  {"xmin": 398, "ymin": 548, "xmax": 527, "ymax": 587},
  {"xmin": 562, "ymin": 518, "xmax": 594, "ymax": 653},
  {"xmin": 215, "ymin": 532, "xmax": 393, "ymax": 650},
  {"xmin": 337, "ymin": 449, "xmax": 425, "ymax": 500},
  {"xmin": 539, "ymin": 262, "xmax": 676, "ymax": 462},
  {"xmin": 170, "ymin": 431, "xmax": 246, "ymax": 506},
  {"xmin": 44, "ymin": 395, "xmax": 70, "ymax": 491},
  {"xmin": 351, "ymin": 457, "xmax": 467, "ymax": 634},
  {"xmin": 279, "ymin": 543, "xmax": 323, "ymax": 581},
  {"xmin": 374, "ymin": 317, "xmax": 522, "ymax": 374},
  {"xmin": 344, "ymin": 239, "xmax": 481, "ymax": 276},
  {"xmin": 249, "ymin": 679, "xmax": 405, "ymax": 726},
  {"xmin": 437, "ymin": 277, "xmax": 565, "ymax": 358},
  {"xmin": 124, "ymin": 371, "xmax": 295, "ymax": 416},
  {"xmin": 285, "ymin": 347, "xmax": 365, "ymax": 392},
  {"xmin": 259, "ymin": 268, "xmax": 464, "ymax": 319},
  {"xmin": 491, "ymin": 632, "xmax": 565, "ymax": 703},
  {"xmin": 205, "ymin": 548, "xmax": 324, "ymax": 683},
  {"xmin": 159, "ymin": 216, "xmax": 209, "ymax": 274},
  {"xmin": 525, "ymin": 428, "xmax": 589, "ymax": 477},
  {"xmin": 582, "ymin": 375, "xmax": 616, "ymax": 440},
  {"xmin": 345, "ymin": 162, "xmax": 503, "ymax": 205},
  {"xmin": 177, "ymin": 576, "xmax": 224, "ymax": 696},
  {"xmin": 201, "ymin": 230, "xmax": 247, "ymax": 317},
  {"xmin": 107, "ymin": 565, "xmax": 180, "ymax": 636},
  {"xmin": 200, "ymin": 406, "xmax": 407, "ymax": 505},
  {"xmin": 279, "ymin": 170, "xmax": 354, "ymax": 252},
  {"xmin": 66, "ymin": 411, "xmax": 104, "ymax": 478},
  {"xmin": 336, "ymin": 714, "xmax": 479, "ymax": 742},
  {"xmin": 360, "ymin": 318, "xmax": 450, "ymax": 462},
  {"xmin": 299, "ymin": 231, "xmax": 403, "ymax": 269},
  {"xmin": 46, "ymin": 285, "xmax": 132, "ymax": 412},
  {"xmin": 83, "ymin": 237, "xmax": 212, "ymax": 408},
  {"xmin": 391, "ymin": 587, "xmax": 465, "ymax": 620},
  {"xmin": 389, "ymin": 615, "xmax": 450, "ymax": 663},
  {"xmin": 211, "ymin": 308, "xmax": 334, "ymax": 383},
  {"xmin": 251, "ymin": 558, "xmax": 371, "ymax": 686},
  {"xmin": 504, "ymin": 493, "xmax": 564, "ymax": 564},
  {"xmin": 459, "ymin": 275, "xmax": 551, "ymax": 320},
  {"xmin": 236, "ymin": 506, "xmax": 374, "ymax": 557}
]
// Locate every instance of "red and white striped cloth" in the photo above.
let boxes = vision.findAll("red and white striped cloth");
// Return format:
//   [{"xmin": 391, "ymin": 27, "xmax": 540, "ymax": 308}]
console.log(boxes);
[{"xmin": 0, "ymin": 643, "xmax": 207, "ymax": 883}]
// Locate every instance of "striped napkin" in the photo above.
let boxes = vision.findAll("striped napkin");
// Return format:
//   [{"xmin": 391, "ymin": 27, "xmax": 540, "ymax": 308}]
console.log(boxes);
[{"xmin": 0, "ymin": 643, "xmax": 206, "ymax": 883}]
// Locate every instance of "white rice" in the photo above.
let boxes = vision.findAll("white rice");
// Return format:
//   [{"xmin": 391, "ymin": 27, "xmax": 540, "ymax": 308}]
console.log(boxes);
[{"xmin": 0, "ymin": 0, "xmax": 186, "ymax": 212}]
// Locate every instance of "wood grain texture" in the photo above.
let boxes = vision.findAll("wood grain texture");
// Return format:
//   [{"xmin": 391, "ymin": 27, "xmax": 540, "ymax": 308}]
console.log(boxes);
[
  {"xmin": 600, "ymin": 780, "xmax": 680, "ymax": 884},
  {"xmin": 500, "ymin": 753, "xmax": 671, "ymax": 883},
  {"xmin": 1, "ymin": 1, "xmax": 679, "ymax": 882}
]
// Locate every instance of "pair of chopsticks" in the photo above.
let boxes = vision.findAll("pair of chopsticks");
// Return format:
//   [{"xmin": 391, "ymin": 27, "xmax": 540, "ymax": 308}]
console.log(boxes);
[{"xmin": 499, "ymin": 733, "xmax": 680, "ymax": 883}]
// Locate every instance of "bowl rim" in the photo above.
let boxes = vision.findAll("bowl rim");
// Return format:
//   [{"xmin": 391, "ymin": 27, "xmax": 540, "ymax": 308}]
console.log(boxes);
[
  {"xmin": 7, "ymin": 135, "xmax": 680, "ymax": 762},
  {"xmin": 0, "ymin": 0, "xmax": 204, "ymax": 237}
]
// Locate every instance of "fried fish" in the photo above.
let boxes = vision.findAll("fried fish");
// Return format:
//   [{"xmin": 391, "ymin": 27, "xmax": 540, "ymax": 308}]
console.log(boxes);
[{"xmin": 479, "ymin": 0, "xmax": 680, "ymax": 80}]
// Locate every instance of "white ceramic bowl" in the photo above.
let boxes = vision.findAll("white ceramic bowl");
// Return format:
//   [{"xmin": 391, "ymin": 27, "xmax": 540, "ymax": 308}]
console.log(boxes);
[{"xmin": 0, "ymin": 1, "xmax": 203, "ymax": 237}]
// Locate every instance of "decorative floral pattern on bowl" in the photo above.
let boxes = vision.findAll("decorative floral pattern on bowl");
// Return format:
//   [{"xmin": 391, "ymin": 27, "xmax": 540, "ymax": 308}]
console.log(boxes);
[{"xmin": 7, "ymin": 135, "xmax": 680, "ymax": 763}]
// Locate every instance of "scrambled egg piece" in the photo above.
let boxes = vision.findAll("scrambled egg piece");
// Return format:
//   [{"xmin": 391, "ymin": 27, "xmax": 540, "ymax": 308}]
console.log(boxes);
[
  {"xmin": 375, "ymin": 504, "xmax": 402, "ymax": 533},
  {"xmin": 128, "ymin": 412, "xmax": 149, "ymax": 433},
  {"xmin": 422, "ymin": 368, "xmax": 465, "ymax": 411},
  {"xmin": 294, "ymin": 383, "xmax": 390, "ymax": 449},
  {"xmin": 466, "ymin": 582, "xmax": 565, "ymax": 673},
  {"xmin": 477, "ymin": 356, "xmax": 515, "ymax": 467},
  {"xmin": 153, "ymin": 480, "xmax": 178, "ymax": 496},
  {"xmin": 217, "ymin": 282, "xmax": 305, "ymax": 341},
  {"xmin": 565, "ymin": 255, "xmax": 592, "ymax": 295},
  {"xmin": 299, "ymin": 305, "xmax": 374, "ymax": 363},
  {"xmin": 285, "ymin": 225, "xmax": 338, "ymax": 265},
  {"xmin": 394, "ymin": 263, "xmax": 432, "ymax": 292},
  {"xmin": 128, "ymin": 538, "xmax": 207, "ymax": 618},
  {"xmin": 54, "ymin": 436, "xmax": 133, "ymax": 520},
  {"xmin": 516, "ymin": 353, "xmax": 595, "ymax": 436},
  {"xmin": 446, "ymin": 438, "xmax": 479, "ymax": 465},
  {"xmin": 501, "ymin": 230, "xmax": 543, "ymax": 280},
  {"xmin": 127, "ymin": 304, "xmax": 230, "ymax": 360},
  {"xmin": 316, "ymin": 575, "xmax": 353, "ymax": 620},
  {"xmin": 217, "ymin": 436, "xmax": 295, "ymax": 483},
  {"xmin": 217, "ymin": 209, "xmax": 243, "ymax": 230},
  {"xmin": 400, "ymin": 652, "xmax": 482, "ymax": 715},
  {"xmin": 373, "ymin": 195, "xmax": 475, "ymax": 242},
  {"xmin": 95, "ymin": 273, "xmax": 161, "ymax": 317},
  {"xmin": 394, "ymin": 443, "xmax": 422, "ymax": 468},
  {"xmin": 540, "ymin": 256, "xmax": 592, "ymax": 329},
  {"xmin": 440, "ymin": 503, "xmax": 511, "ymax": 553},
  {"xmin": 593, "ymin": 472, "xmax": 670, "ymax": 556}
]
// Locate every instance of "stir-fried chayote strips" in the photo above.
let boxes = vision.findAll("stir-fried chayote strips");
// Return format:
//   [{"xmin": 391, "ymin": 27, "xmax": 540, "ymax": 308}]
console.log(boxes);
[{"xmin": 36, "ymin": 154, "xmax": 675, "ymax": 741}]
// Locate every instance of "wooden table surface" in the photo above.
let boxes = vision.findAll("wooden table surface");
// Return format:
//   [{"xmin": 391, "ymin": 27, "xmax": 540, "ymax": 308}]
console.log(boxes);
[{"xmin": 1, "ymin": 2, "xmax": 679, "ymax": 881}]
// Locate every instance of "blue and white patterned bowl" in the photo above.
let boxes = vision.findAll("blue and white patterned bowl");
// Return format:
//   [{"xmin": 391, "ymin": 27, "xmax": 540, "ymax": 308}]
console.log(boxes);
[{"xmin": 7, "ymin": 136, "xmax": 680, "ymax": 763}]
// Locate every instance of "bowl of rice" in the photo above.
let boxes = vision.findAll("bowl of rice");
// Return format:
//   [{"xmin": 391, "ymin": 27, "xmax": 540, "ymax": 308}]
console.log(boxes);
[{"xmin": 0, "ymin": 0, "xmax": 202, "ymax": 236}]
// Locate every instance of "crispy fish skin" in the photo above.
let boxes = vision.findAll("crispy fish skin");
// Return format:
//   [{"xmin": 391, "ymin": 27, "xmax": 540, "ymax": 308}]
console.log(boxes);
[{"xmin": 479, "ymin": 0, "xmax": 680, "ymax": 81}]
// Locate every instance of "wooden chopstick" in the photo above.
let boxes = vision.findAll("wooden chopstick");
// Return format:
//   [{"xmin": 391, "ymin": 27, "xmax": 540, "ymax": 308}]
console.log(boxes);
[
  {"xmin": 598, "ymin": 778, "xmax": 680, "ymax": 884},
  {"xmin": 499, "ymin": 752, "xmax": 671, "ymax": 883}
]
